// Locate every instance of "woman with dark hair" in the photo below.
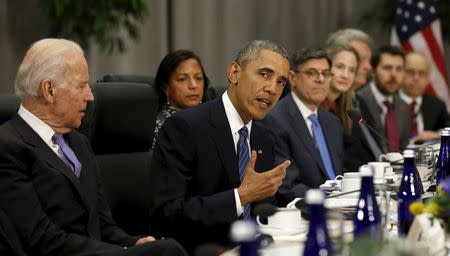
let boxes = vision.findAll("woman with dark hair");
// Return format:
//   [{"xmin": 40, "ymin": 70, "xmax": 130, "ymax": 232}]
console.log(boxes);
[{"xmin": 152, "ymin": 50, "xmax": 210, "ymax": 149}]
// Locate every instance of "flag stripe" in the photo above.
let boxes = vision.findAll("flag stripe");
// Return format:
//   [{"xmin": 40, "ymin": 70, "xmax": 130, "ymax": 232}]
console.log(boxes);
[
  {"xmin": 401, "ymin": 40, "xmax": 413, "ymax": 52},
  {"xmin": 407, "ymin": 32, "xmax": 450, "ymax": 107},
  {"xmin": 422, "ymin": 25, "xmax": 449, "ymax": 84}
]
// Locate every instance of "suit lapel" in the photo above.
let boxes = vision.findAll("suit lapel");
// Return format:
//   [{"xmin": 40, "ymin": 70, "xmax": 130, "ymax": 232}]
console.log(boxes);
[
  {"xmin": 11, "ymin": 115, "xmax": 91, "ymax": 211},
  {"xmin": 362, "ymin": 87, "xmax": 383, "ymax": 134},
  {"xmin": 318, "ymin": 108, "xmax": 342, "ymax": 176},
  {"xmin": 286, "ymin": 97, "xmax": 328, "ymax": 177},
  {"xmin": 208, "ymin": 99, "xmax": 240, "ymax": 185},
  {"xmin": 250, "ymin": 122, "xmax": 272, "ymax": 172}
]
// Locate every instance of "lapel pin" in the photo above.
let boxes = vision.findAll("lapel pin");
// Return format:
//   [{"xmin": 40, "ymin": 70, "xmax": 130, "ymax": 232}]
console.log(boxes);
[{"xmin": 257, "ymin": 149, "xmax": 263, "ymax": 154}]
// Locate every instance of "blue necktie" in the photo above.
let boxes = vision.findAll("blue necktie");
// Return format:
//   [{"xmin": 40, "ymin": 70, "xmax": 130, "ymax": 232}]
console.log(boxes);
[
  {"xmin": 52, "ymin": 133, "xmax": 82, "ymax": 177},
  {"xmin": 308, "ymin": 114, "xmax": 336, "ymax": 179},
  {"xmin": 237, "ymin": 126, "xmax": 251, "ymax": 219}
]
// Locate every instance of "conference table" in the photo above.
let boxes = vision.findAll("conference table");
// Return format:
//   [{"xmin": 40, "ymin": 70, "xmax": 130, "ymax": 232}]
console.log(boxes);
[{"xmin": 221, "ymin": 150, "xmax": 440, "ymax": 256}]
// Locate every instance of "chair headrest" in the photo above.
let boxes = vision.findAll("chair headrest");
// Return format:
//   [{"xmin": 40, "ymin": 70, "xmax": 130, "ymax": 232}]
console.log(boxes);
[
  {"xmin": 79, "ymin": 82, "xmax": 158, "ymax": 154},
  {"xmin": 0, "ymin": 94, "xmax": 20, "ymax": 125},
  {"xmin": 103, "ymin": 74, "xmax": 155, "ymax": 86}
]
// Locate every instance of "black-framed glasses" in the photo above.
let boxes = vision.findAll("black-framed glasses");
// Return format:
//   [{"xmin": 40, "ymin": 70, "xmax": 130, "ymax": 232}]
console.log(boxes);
[
  {"xmin": 405, "ymin": 68, "xmax": 428, "ymax": 78},
  {"xmin": 296, "ymin": 69, "xmax": 333, "ymax": 80}
]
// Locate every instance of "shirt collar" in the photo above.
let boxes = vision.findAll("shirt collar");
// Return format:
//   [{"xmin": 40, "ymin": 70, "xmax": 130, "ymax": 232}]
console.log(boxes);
[
  {"xmin": 398, "ymin": 89, "xmax": 422, "ymax": 106},
  {"xmin": 222, "ymin": 91, "xmax": 252, "ymax": 135},
  {"xmin": 291, "ymin": 92, "xmax": 318, "ymax": 120},
  {"xmin": 18, "ymin": 105, "xmax": 56, "ymax": 144},
  {"xmin": 370, "ymin": 81, "xmax": 393, "ymax": 106}
]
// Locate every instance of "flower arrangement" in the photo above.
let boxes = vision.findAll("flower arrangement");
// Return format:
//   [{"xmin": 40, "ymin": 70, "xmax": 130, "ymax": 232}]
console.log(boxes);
[{"xmin": 410, "ymin": 177, "xmax": 450, "ymax": 231}]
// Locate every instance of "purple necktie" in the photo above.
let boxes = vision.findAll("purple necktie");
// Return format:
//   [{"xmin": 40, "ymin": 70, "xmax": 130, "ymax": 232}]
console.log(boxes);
[{"xmin": 52, "ymin": 133, "xmax": 82, "ymax": 177}]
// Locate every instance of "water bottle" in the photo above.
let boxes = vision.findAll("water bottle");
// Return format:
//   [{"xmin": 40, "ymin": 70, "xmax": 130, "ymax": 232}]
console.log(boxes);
[
  {"xmin": 303, "ymin": 189, "xmax": 333, "ymax": 256},
  {"xmin": 230, "ymin": 220, "xmax": 258, "ymax": 256},
  {"xmin": 436, "ymin": 130, "xmax": 450, "ymax": 183},
  {"xmin": 353, "ymin": 165, "xmax": 381, "ymax": 239},
  {"xmin": 397, "ymin": 149, "xmax": 423, "ymax": 236}
]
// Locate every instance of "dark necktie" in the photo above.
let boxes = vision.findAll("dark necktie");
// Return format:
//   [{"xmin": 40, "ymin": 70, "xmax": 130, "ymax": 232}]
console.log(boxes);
[
  {"xmin": 308, "ymin": 114, "xmax": 336, "ymax": 179},
  {"xmin": 410, "ymin": 100, "xmax": 418, "ymax": 136},
  {"xmin": 52, "ymin": 133, "xmax": 82, "ymax": 177},
  {"xmin": 383, "ymin": 101, "xmax": 400, "ymax": 152},
  {"xmin": 237, "ymin": 126, "xmax": 251, "ymax": 220}
]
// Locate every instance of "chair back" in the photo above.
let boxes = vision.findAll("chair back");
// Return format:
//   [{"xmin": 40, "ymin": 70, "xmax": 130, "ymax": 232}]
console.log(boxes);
[
  {"xmin": 0, "ymin": 94, "xmax": 20, "ymax": 125},
  {"xmin": 79, "ymin": 82, "xmax": 158, "ymax": 235}
]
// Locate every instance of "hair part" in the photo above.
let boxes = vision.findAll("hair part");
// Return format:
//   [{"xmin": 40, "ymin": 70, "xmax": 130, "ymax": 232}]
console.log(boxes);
[
  {"xmin": 371, "ymin": 45, "xmax": 405, "ymax": 69},
  {"xmin": 290, "ymin": 48, "xmax": 331, "ymax": 71},
  {"xmin": 234, "ymin": 40, "xmax": 289, "ymax": 68},
  {"xmin": 154, "ymin": 49, "xmax": 210, "ymax": 110},
  {"xmin": 326, "ymin": 28, "xmax": 374, "ymax": 50},
  {"xmin": 15, "ymin": 38, "xmax": 84, "ymax": 99}
]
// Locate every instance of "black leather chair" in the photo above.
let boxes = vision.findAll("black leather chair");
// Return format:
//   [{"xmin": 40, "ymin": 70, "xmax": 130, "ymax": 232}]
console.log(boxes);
[
  {"xmin": 79, "ymin": 82, "xmax": 159, "ymax": 235},
  {"xmin": 102, "ymin": 74, "xmax": 155, "ymax": 87},
  {"xmin": 0, "ymin": 94, "xmax": 20, "ymax": 125}
]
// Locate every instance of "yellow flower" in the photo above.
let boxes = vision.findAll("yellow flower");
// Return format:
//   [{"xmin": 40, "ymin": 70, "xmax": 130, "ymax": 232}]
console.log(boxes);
[
  {"xmin": 437, "ymin": 185, "xmax": 444, "ymax": 196},
  {"xmin": 423, "ymin": 201, "xmax": 440, "ymax": 216},
  {"xmin": 409, "ymin": 202, "xmax": 424, "ymax": 215}
]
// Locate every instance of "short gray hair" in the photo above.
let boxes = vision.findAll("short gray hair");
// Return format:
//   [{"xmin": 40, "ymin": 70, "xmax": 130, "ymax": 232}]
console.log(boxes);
[
  {"xmin": 15, "ymin": 38, "xmax": 84, "ymax": 98},
  {"xmin": 234, "ymin": 40, "xmax": 289, "ymax": 67},
  {"xmin": 326, "ymin": 28, "xmax": 374, "ymax": 50}
]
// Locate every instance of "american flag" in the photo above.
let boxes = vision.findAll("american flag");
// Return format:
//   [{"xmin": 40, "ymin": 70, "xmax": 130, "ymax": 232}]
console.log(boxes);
[{"xmin": 391, "ymin": 0, "xmax": 450, "ymax": 111}]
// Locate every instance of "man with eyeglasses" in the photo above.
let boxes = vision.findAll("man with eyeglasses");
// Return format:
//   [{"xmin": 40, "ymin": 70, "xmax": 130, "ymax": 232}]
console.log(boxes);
[
  {"xmin": 399, "ymin": 52, "xmax": 450, "ymax": 145},
  {"xmin": 264, "ymin": 48, "xmax": 344, "ymax": 205}
]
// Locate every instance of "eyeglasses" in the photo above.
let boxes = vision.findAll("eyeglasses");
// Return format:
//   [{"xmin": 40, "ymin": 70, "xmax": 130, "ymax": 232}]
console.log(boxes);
[
  {"xmin": 405, "ymin": 69, "xmax": 428, "ymax": 78},
  {"xmin": 296, "ymin": 69, "xmax": 333, "ymax": 80}
]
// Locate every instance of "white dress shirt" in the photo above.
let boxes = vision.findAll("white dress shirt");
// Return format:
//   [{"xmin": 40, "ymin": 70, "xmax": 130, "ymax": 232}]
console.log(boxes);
[
  {"xmin": 222, "ymin": 92, "xmax": 252, "ymax": 217},
  {"xmin": 398, "ymin": 89, "xmax": 424, "ymax": 133},
  {"xmin": 18, "ymin": 105, "xmax": 63, "ymax": 158},
  {"xmin": 291, "ymin": 92, "xmax": 318, "ymax": 136}
]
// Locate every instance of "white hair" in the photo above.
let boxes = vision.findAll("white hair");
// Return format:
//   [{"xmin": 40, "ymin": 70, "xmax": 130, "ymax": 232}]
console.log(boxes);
[{"xmin": 15, "ymin": 38, "xmax": 84, "ymax": 98}]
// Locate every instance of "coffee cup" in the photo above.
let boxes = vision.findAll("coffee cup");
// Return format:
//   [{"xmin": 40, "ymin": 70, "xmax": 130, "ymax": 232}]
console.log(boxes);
[
  {"xmin": 256, "ymin": 208, "xmax": 302, "ymax": 232},
  {"xmin": 340, "ymin": 178, "xmax": 361, "ymax": 197},
  {"xmin": 343, "ymin": 172, "xmax": 360, "ymax": 179},
  {"xmin": 379, "ymin": 152, "xmax": 403, "ymax": 163},
  {"xmin": 368, "ymin": 162, "xmax": 390, "ymax": 180}
]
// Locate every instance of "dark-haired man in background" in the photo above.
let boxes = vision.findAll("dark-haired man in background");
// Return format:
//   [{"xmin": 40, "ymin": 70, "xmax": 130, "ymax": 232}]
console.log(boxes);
[
  {"xmin": 357, "ymin": 45, "xmax": 409, "ymax": 152},
  {"xmin": 265, "ymin": 48, "xmax": 344, "ymax": 205}
]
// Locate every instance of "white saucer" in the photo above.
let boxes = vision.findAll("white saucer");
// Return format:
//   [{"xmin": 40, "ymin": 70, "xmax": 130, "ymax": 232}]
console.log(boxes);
[
  {"xmin": 258, "ymin": 226, "xmax": 305, "ymax": 236},
  {"xmin": 324, "ymin": 197, "xmax": 358, "ymax": 208}
]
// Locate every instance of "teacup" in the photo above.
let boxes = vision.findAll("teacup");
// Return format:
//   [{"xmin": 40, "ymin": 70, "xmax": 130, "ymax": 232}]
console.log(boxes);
[
  {"xmin": 343, "ymin": 172, "xmax": 360, "ymax": 179},
  {"xmin": 379, "ymin": 152, "xmax": 403, "ymax": 163},
  {"xmin": 256, "ymin": 208, "xmax": 302, "ymax": 232},
  {"xmin": 340, "ymin": 178, "xmax": 361, "ymax": 198},
  {"xmin": 368, "ymin": 162, "xmax": 391, "ymax": 180}
]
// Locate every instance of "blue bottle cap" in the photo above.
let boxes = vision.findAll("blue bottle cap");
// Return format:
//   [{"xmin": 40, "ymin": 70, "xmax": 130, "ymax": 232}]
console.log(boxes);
[
  {"xmin": 230, "ymin": 220, "xmax": 257, "ymax": 242},
  {"xmin": 359, "ymin": 165, "xmax": 373, "ymax": 177},
  {"xmin": 306, "ymin": 189, "xmax": 324, "ymax": 204},
  {"xmin": 441, "ymin": 130, "xmax": 450, "ymax": 136},
  {"xmin": 403, "ymin": 149, "xmax": 415, "ymax": 158}
]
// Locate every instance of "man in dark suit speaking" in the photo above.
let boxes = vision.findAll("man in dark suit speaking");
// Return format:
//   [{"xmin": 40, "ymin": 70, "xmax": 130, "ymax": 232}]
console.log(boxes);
[
  {"xmin": 0, "ymin": 38, "xmax": 186, "ymax": 256},
  {"xmin": 264, "ymin": 48, "xmax": 344, "ymax": 205},
  {"xmin": 150, "ymin": 40, "xmax": 291, "ymax": 252}
]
